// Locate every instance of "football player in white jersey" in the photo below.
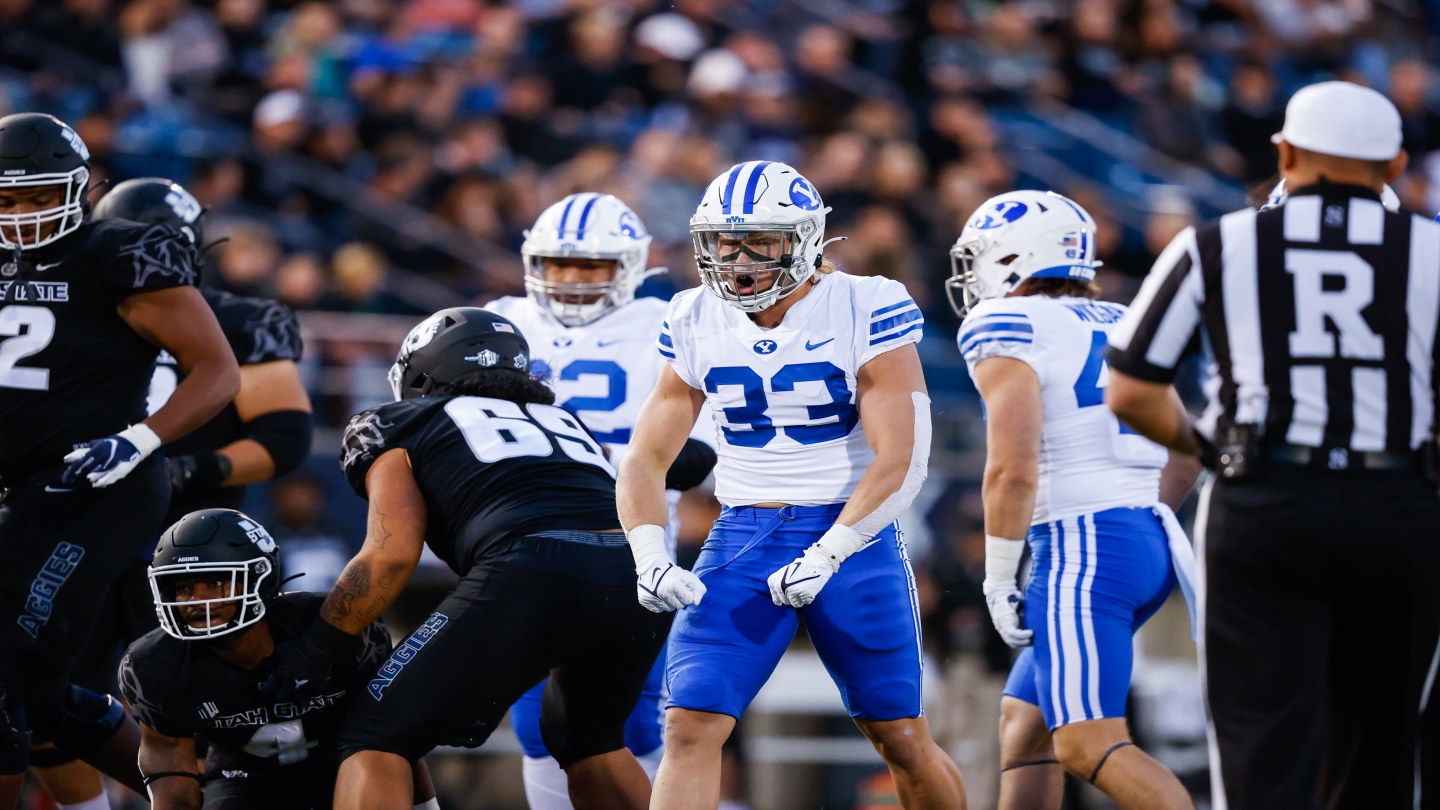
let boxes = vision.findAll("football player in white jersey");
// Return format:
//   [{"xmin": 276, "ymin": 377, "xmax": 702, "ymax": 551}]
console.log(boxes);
[
  {"xmin": 952, "ymin": 190, "xmax": 1199, "ymax": 809},
  {"xmin": 616, "ymin": 161, "xmax": 967, "ymax": 810},
  {"xmin": 485, "ymin": 193, "xmax": 717, "ymax": 810}
]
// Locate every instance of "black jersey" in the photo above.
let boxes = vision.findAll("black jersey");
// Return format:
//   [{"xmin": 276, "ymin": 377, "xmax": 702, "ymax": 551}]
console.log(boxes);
[
  {"xmin": 119, "ymin": 593, "xmax": 390, "ymax": 783},
  {"xmin": 0, "ymin": 220, "xmax": 197, "ymax": 477},
  {"xmin": 340, "ymin": 395, "xmax": 622, "ymax": 574}
]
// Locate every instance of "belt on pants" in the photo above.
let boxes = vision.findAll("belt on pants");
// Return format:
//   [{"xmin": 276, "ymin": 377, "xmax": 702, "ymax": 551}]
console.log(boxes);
[{"xmin": 1266, "ymin": 442, "xmax": 1418, "ymax": 472}]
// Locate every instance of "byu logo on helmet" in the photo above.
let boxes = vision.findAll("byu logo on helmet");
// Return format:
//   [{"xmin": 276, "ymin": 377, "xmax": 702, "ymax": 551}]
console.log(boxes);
[
  {"xmin": 973, "ymin": 201, "xmax": 1029, "ymax": 230},
  {"xmin": 788, "ymin": 178, "xmax": 820, "ymax": 211},
  {"xmin": 753, "ymin": 339, "xmax": 778, "ymax": 355},
  {"xmin": 618, "ymin": 210, "xmax": 646, "ymax": 238}
]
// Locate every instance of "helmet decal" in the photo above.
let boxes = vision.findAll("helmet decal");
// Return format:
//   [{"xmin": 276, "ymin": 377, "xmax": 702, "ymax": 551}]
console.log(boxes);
[
  {"xmin": 973, "ymin": 201, "xmax": 1029, "ymax": 230},
  {"xmin": 788, "ymin": 177, "xmax": 821, "ymax": 211},
  {"xmin": 236, "ymin": 518, "xmax": 277, "ymax": 553}
]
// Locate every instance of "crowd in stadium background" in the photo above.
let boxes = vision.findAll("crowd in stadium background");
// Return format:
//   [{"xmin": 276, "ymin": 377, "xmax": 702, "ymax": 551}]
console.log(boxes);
[{"xmin": 3, "ymin": 0, "xmax": 1437, "ymax": 807}]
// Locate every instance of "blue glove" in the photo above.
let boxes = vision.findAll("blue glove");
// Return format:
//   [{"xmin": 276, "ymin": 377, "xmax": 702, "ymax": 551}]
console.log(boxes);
[{"xmin": 62, "ymin": 424, "xmax": 162, "ymax": 488}]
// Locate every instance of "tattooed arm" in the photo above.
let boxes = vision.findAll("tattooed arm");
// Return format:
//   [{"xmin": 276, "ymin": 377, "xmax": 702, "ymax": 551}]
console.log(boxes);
[{"xmin": 321, "ymin": 448, "xmax": 428, "ymax": 634}]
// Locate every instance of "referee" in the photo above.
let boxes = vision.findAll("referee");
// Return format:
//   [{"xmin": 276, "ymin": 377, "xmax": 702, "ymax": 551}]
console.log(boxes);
[{"xmin": 1104, "ymin": 80, "xmax": 1440, "ymax": 809}]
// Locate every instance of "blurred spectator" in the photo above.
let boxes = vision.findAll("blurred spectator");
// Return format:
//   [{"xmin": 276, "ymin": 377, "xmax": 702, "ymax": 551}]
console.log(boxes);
[
  {"xmin": 1391, "ymin": 61, "xmax": 1440, "ymax": 161},
  {"xmin": 274, "ymin": 252, "xmax": 329, "ymax": 310},
  {"xmin": 1058, "ymin": 0, "xmax": 1127, "ymax": 113},
  {"xmin": 118, "ymin": 0, "xmax": 226, "ymax": 107},
  {"xmin": 270, "ymin": 472, "xmax": 353, "ymax": 594},
  {"xmin": 319, "ymin": 242, "xmax": 426, "ymax": 314},
  {"xmin": 795, "ymin": 25, "xmax": 862, "ymax": 135},
  {"xmin": 214, "ymin": 221, "xmax": 281, "ymax": 295},
  {"xmin": 1145, "ymin": 185, "xmax": 1197, "ymax": 261},
  {"xmin": 1223, "ymin": 62, "xmax": 1285, "ymax": 185},
  {"xmin": 976, "ymin": 4, "xmax": 1062, "ymax": 100}
]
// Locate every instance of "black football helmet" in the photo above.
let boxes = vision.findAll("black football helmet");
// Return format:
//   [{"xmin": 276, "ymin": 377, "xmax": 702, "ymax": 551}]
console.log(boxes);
[
  {"xmin": 92, "ymin": 177, "xmax": 204, "ymax": 245},
  {"xmin": 149, "ymin": 509, "xmax": 280, "ymax": 641},
  {"xmin": 388, "ymin": 307, "xmax": 531, "ymax": 400},
  {"xmin": 0, "ymin": 113, "xmax": 91, "ymax": 250}
]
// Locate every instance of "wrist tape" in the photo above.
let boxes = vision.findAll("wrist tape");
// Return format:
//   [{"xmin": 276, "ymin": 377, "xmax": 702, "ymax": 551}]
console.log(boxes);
[
  {"xmin": 626, "ymin": 524, "xmax": 668, "ymax": 570},
  {"xmin": 983, "ymin": 534, "xmax": 1026, "ymax": 588}
]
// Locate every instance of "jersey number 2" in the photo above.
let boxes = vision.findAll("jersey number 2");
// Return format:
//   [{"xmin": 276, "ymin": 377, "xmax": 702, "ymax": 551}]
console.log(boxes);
[{"xmin": 0, "ymin": 305, "xmax": 54, "ymax": 391}]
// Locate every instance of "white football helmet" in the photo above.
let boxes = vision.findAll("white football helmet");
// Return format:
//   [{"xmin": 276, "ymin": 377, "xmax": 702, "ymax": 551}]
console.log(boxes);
[
  {"xmin": 521, "ymin": 193, "xmax": 657, "ymax": 326},
  {"xmin": 691, "ymin": 161, "xmax": 833, "ymax": 312},
  {"xmin": 947, "ymin": 190, "xmax": 1099, "ymax": 318},
  {"xmin": 1261, "ymin": 178, "xmax": 1401, "ymax": 212}
]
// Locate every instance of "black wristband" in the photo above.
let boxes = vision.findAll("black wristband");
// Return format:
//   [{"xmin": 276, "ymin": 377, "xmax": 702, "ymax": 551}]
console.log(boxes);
[
  {"xmin": 167, "ymin": 451, "xmax": 232, "ymax": 494},
  {"xmin": 1193, "ymin": 428, "xmax": 1218, "ymax": 470},
  {"xmin": 142, "ymin": 771, "xmax": 204, "ymax": 787}
]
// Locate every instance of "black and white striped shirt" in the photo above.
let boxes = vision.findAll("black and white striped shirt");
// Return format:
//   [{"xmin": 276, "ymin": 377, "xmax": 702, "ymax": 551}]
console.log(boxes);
[{"xmin": 1107, "ymin": 183, "xmax": 1440, "ymax": 455}]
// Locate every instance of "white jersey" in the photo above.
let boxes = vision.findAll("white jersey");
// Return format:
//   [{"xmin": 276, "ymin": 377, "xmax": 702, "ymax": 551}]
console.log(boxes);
[
  {"xmin": 661, "ymin": 272, "xmax": 923, "ymax": 507},
  {"xmin": 960, "ymin": 295, "xmax": 1168, "ymax": 525},
  {"xmin": 486, "ymin": 296, "xmax": 714, "ymax": 461}
]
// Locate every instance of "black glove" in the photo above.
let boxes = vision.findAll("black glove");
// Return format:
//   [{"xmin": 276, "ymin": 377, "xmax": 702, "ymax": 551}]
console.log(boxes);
[
  {"xmin": 261, "ymin": 619, "xmax": 353, "ymax": 703},
  {"xmin": 167, "ymin": 452, "xmax": 233, "ymax": 495}
]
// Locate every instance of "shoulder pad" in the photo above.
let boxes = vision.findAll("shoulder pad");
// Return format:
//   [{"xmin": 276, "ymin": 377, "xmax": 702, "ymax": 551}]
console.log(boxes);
[
  {"xmin": 205, "ymin": 290, "xmax": 303, "ymax": 364},
  {"xmin": 340, "ymin": 399, "xmax": 437, "ymax": 497}
]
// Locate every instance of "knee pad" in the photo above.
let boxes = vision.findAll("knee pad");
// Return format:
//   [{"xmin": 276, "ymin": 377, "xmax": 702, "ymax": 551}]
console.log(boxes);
[{"xmin": 27, "ymin": 686, "xmax": 125, "ymax": 758}]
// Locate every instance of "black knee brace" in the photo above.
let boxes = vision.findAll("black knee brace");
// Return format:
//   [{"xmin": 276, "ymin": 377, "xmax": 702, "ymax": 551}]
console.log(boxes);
[{"xmin": 27, "ymin": 686, "xmax": 126, "ymax": 758}]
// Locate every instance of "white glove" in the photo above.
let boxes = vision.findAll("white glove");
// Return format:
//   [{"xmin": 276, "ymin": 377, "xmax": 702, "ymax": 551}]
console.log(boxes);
[
  {"xmin": 768, "ymin": 546, "xmax": 834, "ymax": 608},
  {"xmin": 636, "ymin": 559, "xmax": 706, "ymax": 612},
  {"xmin": 982, "ymin": 581, "xmax": 1033, "ymax": 648},
  {"xmin": 982, "ymin": 534, "xmax": 1032, "ymax": 648},
  {"xmin": 767, "ymin": 524, "xmax": 867, "ymax": 609},
  {"xmin": 61, "ymin": 424, "xmax": 161, "ymax": 488},
  {"xmin": 628, "ymin": 524, "xmax": 705, "ymax": 613}
]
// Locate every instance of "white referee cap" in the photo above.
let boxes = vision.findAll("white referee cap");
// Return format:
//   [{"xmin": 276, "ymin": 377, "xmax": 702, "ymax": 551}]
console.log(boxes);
[{"xmin": 1271, "ymin": 81, "xmax": 1403, "ymax": 161}]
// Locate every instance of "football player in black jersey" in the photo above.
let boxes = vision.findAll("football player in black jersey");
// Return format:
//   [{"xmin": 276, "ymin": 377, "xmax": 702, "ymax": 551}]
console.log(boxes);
[
  {"xmin": 120, "ymin": 509, "xmax": 436, "ymax": 810},
  {"xmin": 0, "ymin": 113, "xmax": 241, "ymax": 804},
  {"xmin": 263, "ymin": 308, "xmax": 672, "ymax": 810},
  {"xmin": 30, "ymin": 178, "xmax": 317, "ymax": 809}
]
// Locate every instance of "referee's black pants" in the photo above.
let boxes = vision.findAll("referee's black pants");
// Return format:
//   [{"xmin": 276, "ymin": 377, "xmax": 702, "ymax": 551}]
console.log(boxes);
[{"xmin": 1201, "ymin": 463, "xmax": 1440, "ymax": 809}]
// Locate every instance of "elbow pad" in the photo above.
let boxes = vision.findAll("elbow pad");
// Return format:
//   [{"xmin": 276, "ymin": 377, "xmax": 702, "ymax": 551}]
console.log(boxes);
[
  {"xmin": 244, "ymin": 410, "xmax": 313, "ymax": 478},
  {"xmin": 849, "ymin": 392, "xmax": 931, "ymax": 540},
  {"xmin": 665, "ymin": 438, "xmax": 717, "ymax": 491}
]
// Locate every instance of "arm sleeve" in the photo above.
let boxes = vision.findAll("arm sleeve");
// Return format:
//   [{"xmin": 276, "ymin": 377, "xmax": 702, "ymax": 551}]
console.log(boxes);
[
  {"xmin": 1105, "ymin": 226, "xmax": 1206, "ymax": 383},
  {"xmin": 858, "ymin": 279, "xmax": 925, "ymax": 367},
  {"xmin": 243, "ymin": 410, "xmax": 312, "ymax": 477},
  {"xmin": 104, "ymin": 223, "xmax": 199, "ymax": 296}
]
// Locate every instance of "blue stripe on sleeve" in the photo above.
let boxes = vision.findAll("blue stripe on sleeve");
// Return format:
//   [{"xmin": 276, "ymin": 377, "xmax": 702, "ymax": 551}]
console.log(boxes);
[
  {"xmin": 960, "ymin": 336, "xmax": 1033, "ymax": 355},
  {"xmin": 959, "ymin": 321, "xmax": 1035, "ymax": 346},
  {"xmin": 658, "ymin": 347, "xmax": 676, "ymax": 359},
  {"xmin": 869, "ymin": 321, "xmax": 924, "ymax": 345},
  {"xmin": 869, "ymin": 307, "xmax": 923, "ymax": 335},
  {"xmin": 871, "ymin": 300, "xmax": 914, "ymax": 317},
  {"xmin": 658, "ymin": 333, "xmax": 673, "ymax": 348}
]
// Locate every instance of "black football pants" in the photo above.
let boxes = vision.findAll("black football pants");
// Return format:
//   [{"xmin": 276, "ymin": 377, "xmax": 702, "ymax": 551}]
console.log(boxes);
[
  {"xmin": 1200, "ymin": 464, "xmax": 1440, "ymax": 809},
  {"xmin": 0, "ymin": 458, "xmax": 169, "ymax": 772}
]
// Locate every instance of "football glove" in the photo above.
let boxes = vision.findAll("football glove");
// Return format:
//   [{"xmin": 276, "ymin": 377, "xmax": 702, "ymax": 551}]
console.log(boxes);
[
  {"xmin": 637, "ymin": 560, "xmax": 706, "ymax": 613},
  {"xmin": 982, "ymin": 581, "xmax": 1033, "ymax": 648},
  {"xmin": 62, "ymin": 424, "xmax": 162, "ymax": 488},
  {"xmin": 768, "ymin": 546, "xmax": 835, "ymax": 608},
  {"xmin": 261, "ymin": 619, "xmax": 352, "ymax": 704}
]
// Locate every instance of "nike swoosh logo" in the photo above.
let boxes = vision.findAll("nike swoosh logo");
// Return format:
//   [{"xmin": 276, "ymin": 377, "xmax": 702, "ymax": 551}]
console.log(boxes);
[
  {"xmin": 44, "ymin": 485, "xmax": 72, "ymax": 493},
  {"xmin": 597, "ymin": 339, "xmax": 623, "ymax": 347},
  {"xmin": 295, "ymin": 679, "xmax": 309, "ymax": 687},
  {"xmin": 35, "ymin": 263, "xmax": 60, "ymax": 271},
  {"xmin": 780, "ymin": 570, "xmax": 821, "ymax": 590},
  {"xmin": 805, "ymin": 338, "xmax": 835, "ymax": 351}
]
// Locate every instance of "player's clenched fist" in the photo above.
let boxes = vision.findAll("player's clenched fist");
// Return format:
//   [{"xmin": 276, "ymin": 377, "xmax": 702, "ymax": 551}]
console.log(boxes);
[
  {"xmin": 768, "ymin": 549, "xmax": 834, "ymax": 608},
  {"xmin": 628, "ymin": 523, "xmax": 705, "ymax": 612}
]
